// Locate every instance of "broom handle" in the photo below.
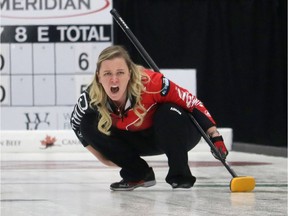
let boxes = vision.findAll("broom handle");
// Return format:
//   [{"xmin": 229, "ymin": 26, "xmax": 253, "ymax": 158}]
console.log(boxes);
[
  {"xmin": 110, "ymin": 9, "xmax": 160, "ymax": 72},
  {"xmin": 110, "ymin": 8, "xmax": 238, "ymax": 178},
  {"xmin": 189, "ymin": 115, "xmax": 238, "ymax": 177}
]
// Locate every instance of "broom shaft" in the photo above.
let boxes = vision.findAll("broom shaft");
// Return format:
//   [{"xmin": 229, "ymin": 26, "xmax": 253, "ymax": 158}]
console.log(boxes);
[
  {"xmin": 110, "ymin": 9, "xmax": 160, "ymax": 72},
  {"xmin": 189, "ymin": 115, "xmax": 238, "ymax": 177}
]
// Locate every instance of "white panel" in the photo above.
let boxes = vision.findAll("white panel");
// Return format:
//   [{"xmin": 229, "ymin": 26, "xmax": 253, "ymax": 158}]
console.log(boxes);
[
  {"xmin": 11, "ymin": 75, "xmax": 33, "ymax": 106},
  {"xmin": 10, "ymin": 44, "xmax": 32, "ymax": 74},
  {"xmin": 161, "ymin": 69, "xmax": 197, "ymax": 95},
  {"xmin": 55, "ymin": 44, "xmax": 76, "ymax": 74},
  {"xmin": 33, "ymin": 43, "xmax": 55, "ymax": 74},
  {"xmin": 34, "ymin": 75, "xmax": 55, "ymax": 105},
  {"xmin": 56, "ymin": 75, "xmax": 75, "ymax": 105}
]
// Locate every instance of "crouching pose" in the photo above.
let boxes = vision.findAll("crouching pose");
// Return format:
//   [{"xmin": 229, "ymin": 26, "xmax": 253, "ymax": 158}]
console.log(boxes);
[{"xmin": 70, "ymin": 45, "xmax": 228, "ymax": 191}]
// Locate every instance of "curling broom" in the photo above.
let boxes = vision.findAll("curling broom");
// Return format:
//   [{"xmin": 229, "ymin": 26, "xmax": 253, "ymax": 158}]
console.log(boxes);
[{"xmin": 110, "ymin": 8, "xmax": 255, "ymax": 192}]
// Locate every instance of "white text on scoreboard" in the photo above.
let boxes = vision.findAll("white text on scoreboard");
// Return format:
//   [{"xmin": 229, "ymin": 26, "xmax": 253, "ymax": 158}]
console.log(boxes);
[{"xmin": 1, "ymin": 25, "xmax": 111, "ymax": 43}]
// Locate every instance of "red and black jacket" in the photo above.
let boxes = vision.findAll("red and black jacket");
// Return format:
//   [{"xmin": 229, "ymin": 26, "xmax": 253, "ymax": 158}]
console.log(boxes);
[{"xmin": 71, "ymin": 69, "xmax": 216, "ymax": 146}]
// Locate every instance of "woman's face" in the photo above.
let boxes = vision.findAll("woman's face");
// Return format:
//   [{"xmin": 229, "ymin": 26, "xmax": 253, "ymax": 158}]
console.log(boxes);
[{"xmin": 97, "ymin": 57, "xmax": 131, "ymax": 104}]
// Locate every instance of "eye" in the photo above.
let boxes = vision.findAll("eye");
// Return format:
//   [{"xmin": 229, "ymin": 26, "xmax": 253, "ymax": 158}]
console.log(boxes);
[
  {"xmin": 103, "ymin": 72, "xmax": 112, "ymax": 76},
  {"xmin": 117, "ymin": 71, "xmax": 125, "ymax": 76}
]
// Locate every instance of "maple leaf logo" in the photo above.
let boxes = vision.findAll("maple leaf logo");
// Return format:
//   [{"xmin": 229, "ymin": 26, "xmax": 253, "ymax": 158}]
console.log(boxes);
[{"xmin": 40, "ymin": 135, "xmax": 57, "ymax": 149}]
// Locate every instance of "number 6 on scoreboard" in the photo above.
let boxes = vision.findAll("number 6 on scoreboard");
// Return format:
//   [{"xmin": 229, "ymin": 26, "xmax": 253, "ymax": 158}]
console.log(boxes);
[{"xmin": 79, "ymin": 53, "xmax": 89, "ymax": 71}]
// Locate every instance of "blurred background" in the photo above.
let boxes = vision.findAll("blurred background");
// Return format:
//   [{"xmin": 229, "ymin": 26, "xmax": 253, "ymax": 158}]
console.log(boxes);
[
  {"xmin": 1, "ymin": 0, "xmax": 286, "ymax": 152},
  {"xmin": 113, "ymin": 0, "xmax": 287, "ymax": 148}
]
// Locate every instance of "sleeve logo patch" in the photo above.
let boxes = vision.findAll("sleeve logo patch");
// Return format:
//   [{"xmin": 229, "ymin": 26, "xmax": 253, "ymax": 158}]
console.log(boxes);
[{"xmin": 161, "ymin": 77, "xmax": 170, "ymax": 96}]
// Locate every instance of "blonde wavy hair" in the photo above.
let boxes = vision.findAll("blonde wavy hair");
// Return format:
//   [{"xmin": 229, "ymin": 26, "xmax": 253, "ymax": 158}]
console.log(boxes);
[{"xmin": 89, "ymin": 45, "xmax": 150, "ymax": 135}]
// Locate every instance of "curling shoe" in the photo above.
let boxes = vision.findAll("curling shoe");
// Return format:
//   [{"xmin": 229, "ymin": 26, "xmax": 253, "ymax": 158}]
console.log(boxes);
[
  {"xmin": 110, "ymin": 168, "xmax": 156, "ymax": 191},
  {"xmin": 168, "ymin": 176, "xmax": 196, "ymax": 189}
]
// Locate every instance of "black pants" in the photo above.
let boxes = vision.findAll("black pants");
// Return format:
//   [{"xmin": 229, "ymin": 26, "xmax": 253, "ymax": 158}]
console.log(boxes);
[{"xmin": 80, "ymin": 103, "xmax": 201, "ymax": 183}]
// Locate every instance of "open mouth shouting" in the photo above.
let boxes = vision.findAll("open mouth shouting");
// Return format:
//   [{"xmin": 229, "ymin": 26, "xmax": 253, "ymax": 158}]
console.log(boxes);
[
  {"xmin": 107, "ymin": 85, "xmax": 127, "ymax": 103},
  {"xmin": 111, "ymin": 86, "xmax": 120, "ymax": 94}
]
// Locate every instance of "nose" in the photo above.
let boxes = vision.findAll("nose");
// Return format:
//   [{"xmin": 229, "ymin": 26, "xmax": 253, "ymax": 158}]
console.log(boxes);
[{"xmin": 110, "ymin": 74, "xmax": 119, "ymax": 83}]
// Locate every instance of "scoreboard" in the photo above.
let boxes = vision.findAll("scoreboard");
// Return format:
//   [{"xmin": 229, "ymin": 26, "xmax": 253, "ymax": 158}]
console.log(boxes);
[{"xmin": 0, "ymin": 0, "xmax": 113, "ymax": 130}]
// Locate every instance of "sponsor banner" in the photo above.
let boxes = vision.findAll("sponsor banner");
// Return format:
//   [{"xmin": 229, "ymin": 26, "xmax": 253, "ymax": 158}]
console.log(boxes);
[
  {"xmin": 1, "ymin": 128, "xmax": 232, "ymax": 153},
  {"xmin": 1, "ymin": 106, "xmax": 74, "ymax": 130},
  {"xmin": 1, "ymin": 130, "xmax": 85, "ymax": 152}
]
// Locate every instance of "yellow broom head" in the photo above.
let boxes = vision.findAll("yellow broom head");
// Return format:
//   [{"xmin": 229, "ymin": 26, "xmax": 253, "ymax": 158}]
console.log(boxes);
[{"xmin": 230, "ymin": 176, "xmax": 256, "ymax": 192}]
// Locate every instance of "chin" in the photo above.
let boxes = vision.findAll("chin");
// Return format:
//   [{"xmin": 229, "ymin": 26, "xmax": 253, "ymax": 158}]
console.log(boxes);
[{"xmin": 108, "ymin": 94, "xmax": 120, "ymax": 101}]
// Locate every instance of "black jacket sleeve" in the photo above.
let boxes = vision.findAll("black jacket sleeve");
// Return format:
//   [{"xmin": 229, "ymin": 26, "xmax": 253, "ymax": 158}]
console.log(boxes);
[{"xmin": 70, "ymin": 90, "xmax": 95, "ymax": 147}]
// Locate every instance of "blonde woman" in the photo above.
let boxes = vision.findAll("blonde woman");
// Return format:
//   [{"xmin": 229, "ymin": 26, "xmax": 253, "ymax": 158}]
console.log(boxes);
[{"xmin": 71, "ymin": 45, "xmax": 228, "ymax": 191}]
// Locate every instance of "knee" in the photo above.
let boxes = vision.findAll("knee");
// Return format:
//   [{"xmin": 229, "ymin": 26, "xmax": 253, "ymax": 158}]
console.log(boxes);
[
  {"xmin": 154, "ymin": 103, "xmax": 186, "ymax": 123},
  {"xmin": 153, "ymin": 103, "xmax": 201, "ymax": 149}
]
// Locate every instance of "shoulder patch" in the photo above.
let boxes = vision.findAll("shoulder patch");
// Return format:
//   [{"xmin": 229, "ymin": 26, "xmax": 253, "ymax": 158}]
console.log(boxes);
[{"xmin": 161, "ymin": 77, "xmax": 170, "ymax": 96}]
